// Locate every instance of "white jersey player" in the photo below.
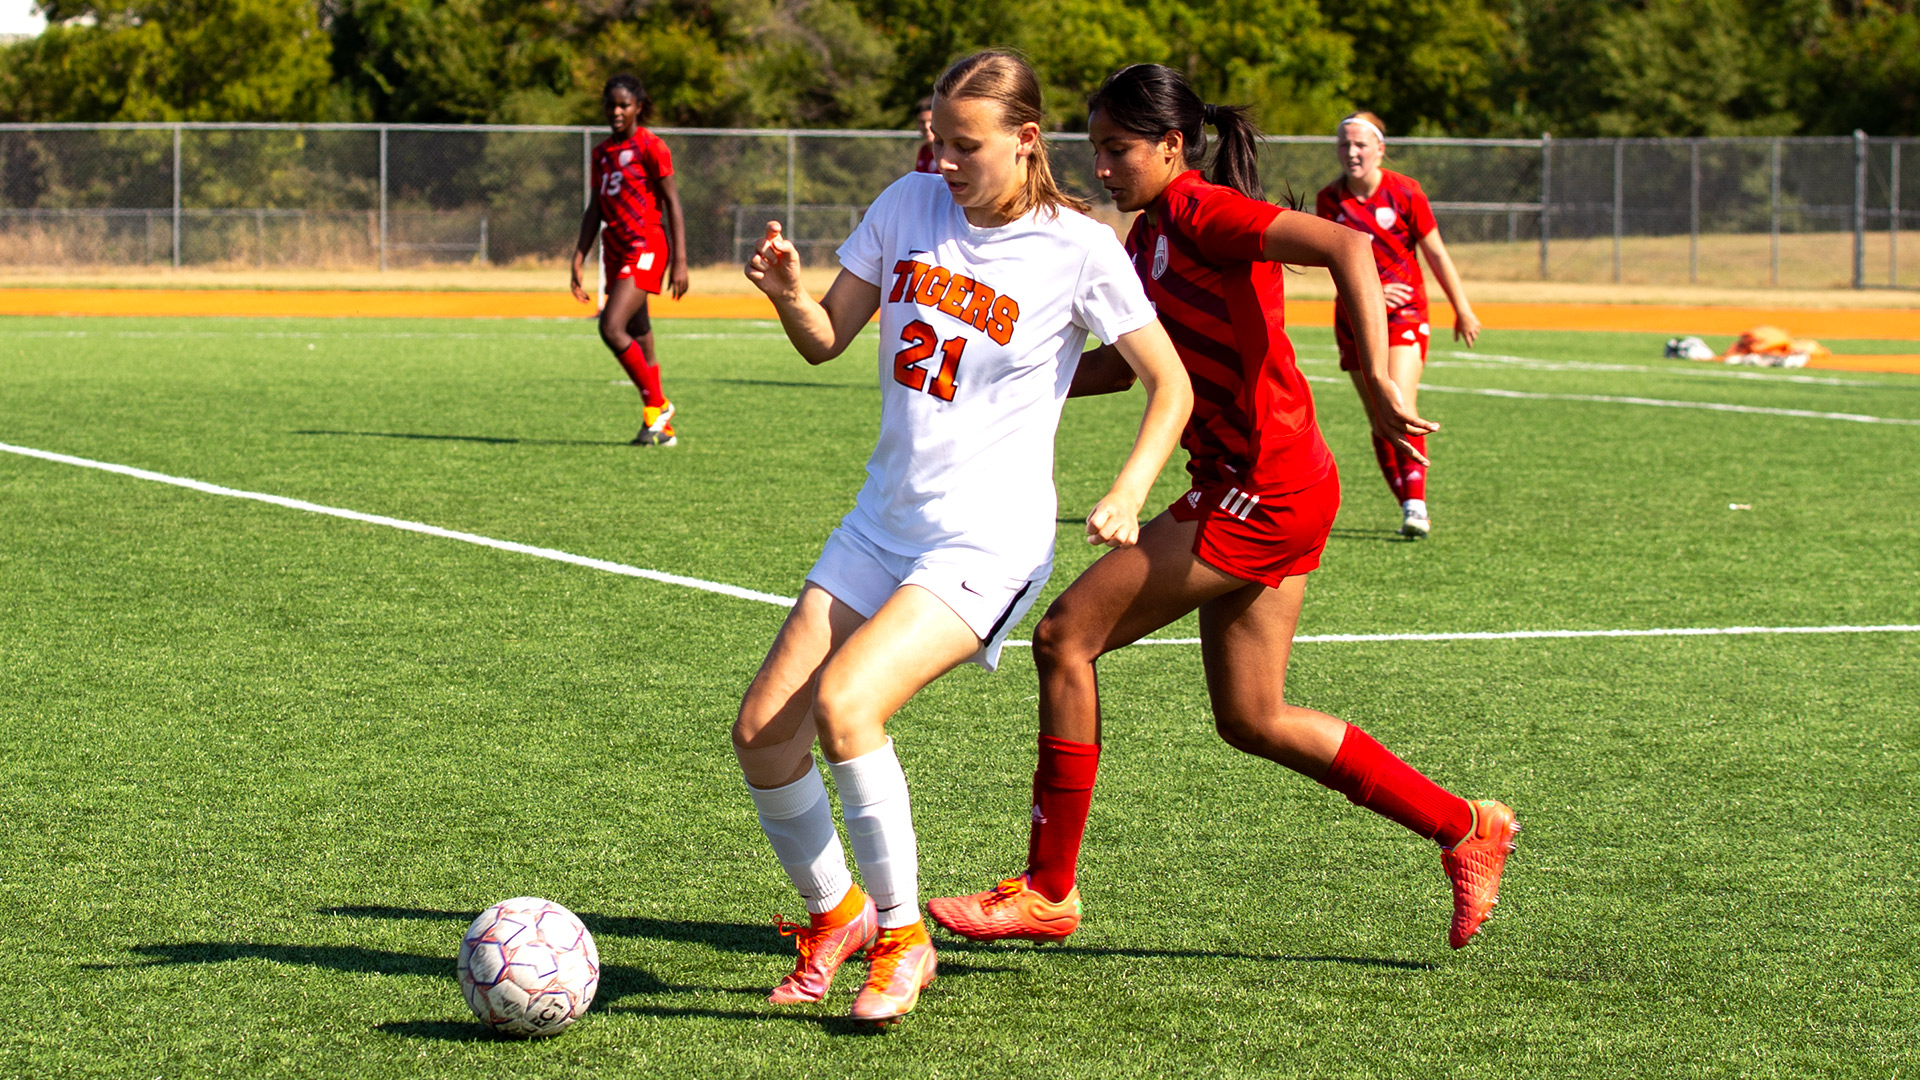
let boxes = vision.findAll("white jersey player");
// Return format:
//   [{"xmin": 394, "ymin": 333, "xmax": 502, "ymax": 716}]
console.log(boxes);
[{"xmin": 731, "ymin": 51, "xmax": 1192, "ymax": 1027}]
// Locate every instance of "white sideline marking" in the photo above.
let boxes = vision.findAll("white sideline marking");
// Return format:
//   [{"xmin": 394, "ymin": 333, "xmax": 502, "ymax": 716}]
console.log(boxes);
[
  {"xmin": 1006, "ymin": 625, "xmax": 1920, "ymax": 647},
  {"xmin": 6, "ymin": 441, "xmax": 1916, "ymax": 650},
  {"xmin": 1296, "ymin": 347, "xmax": 1889, "ymax": 387},
  {"xmin": 1413, "ymin": 383, "xmax": 1920, "ymax": 426},
  {"xmin": 0, "ymin": 441, "xmax": 797, "ymax": 607}
]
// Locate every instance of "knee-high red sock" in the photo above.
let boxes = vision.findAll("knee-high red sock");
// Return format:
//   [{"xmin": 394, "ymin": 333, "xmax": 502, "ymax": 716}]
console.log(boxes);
[
  {"xmin": 1319, "ymin": 724, "xmax": 1472, "ymax": 848},
  {"xmin": 1370, "ymin": 434, "xmax": 1406, "ymax": 501},
  {"xmin": 615, "ymin": 340, "xmax": 664, "ymax": 407},
  {"xmin": 1398, "ymin": 433, "xmax": 1428, "ymax": 502},
  {"xmin": 1026, "ymin": 735, "xmax": 1100, "ymax": 903}
]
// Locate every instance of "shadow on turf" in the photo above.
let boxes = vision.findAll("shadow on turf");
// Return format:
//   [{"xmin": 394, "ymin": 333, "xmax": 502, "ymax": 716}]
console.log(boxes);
[
  {"xmin": 321, "ymin": 905, "xmax": 1433, "ymax": 971},
  {"xmin": 293, "ymin": 429, "xmax": 626, "ymax": 447},
  {"xmin": 1326, "ymin": 527, "xmax": 1418, "ymax": 544}
]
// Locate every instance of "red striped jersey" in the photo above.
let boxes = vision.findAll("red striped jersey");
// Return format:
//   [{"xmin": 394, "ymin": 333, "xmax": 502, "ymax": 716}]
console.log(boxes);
[
  {"xmin": 593, "ymin": 128, "xmax": 674, "ymax": 253},
  {"xmin": 914, "ymin": 142, "xmax": 937, "ymax": 174},
  {"xmin": 1126, "ymin": 170, "xmax": 1334, "ymax": 494},
  {"xmin": 1315, "ymin": 169, "xmax": 1437, "ymax": 321}
]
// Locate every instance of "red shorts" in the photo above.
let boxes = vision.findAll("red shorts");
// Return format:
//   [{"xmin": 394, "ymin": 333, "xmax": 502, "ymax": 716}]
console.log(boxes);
[
  {"xmin": 1167, "ymin": 467, "xmax": 1340, "ymax": 588},
  {"xmin": 1336, "ymin": 310, "xmax": 1430, "ymax": 371},
  {"xmin": 603, "ymin": 235, "xmax": 670, "ymax": 295}
]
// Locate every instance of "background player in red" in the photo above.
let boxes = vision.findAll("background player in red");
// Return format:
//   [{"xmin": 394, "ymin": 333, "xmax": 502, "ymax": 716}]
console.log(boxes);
[
  {"xmin": 912, "ymin": 96, "xmax": 937, "ymax": 174},
  {"xmin": 929, "ymin": 64, "xmax": 1518, "ymax": 953},
  {"xmin": 570, "ymin": 74, "xmax": 690, "ymax": 446},
  {"xmin": 1316, "ymin": 111, "xmax": 1480, "ymax": 536}
]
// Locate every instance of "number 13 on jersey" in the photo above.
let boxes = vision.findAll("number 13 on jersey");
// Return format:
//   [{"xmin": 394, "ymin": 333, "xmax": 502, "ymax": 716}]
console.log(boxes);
[{"xmin": 893, "ymin": 319, "xmax": 964, "ymax": 402}]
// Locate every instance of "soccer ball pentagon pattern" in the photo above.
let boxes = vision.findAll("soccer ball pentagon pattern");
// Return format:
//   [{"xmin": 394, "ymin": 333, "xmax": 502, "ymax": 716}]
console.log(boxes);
[{"xmin": 457, "ymin": 897, "xmax": 601, "ymax": 1037}]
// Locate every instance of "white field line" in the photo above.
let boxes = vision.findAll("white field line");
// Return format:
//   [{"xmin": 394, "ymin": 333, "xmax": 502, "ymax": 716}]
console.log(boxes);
[
  {"xmin": 7, "ymin": 440, "xmax": 1916, "ymax": 649},
  {"xmin": 1299, "ymin": 373, "xmax": 1920, "ymax": 425},
  {"xmin": 1295, "ymin": 347, "xmax": 1887, "ymax": 387},
  {"xmin": 0, "ymin": 440, "xmax": 796, "ymax": 607}
]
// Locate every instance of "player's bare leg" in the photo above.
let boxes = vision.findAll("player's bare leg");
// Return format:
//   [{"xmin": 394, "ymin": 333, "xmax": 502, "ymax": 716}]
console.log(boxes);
[
  {"xmin": 600, "ymin": 280, "xmax": 672, "ymax": 443},
  {"xmin": 932, "ymin": 514, "xmax": 1243, "ymax": 941},
  {"xmin": 1387, "ymin": 342, "xmax": 1429, "ymax": 535}
]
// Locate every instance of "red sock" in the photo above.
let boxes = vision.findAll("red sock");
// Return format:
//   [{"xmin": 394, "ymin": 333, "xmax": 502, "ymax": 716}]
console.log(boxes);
[
  {"xmin": 615, "ymin": 340, "xmax": 664, "ymax": 408},
  {"xmin": 1026, "ymin": 735, "xmax": 1099, "ymax": 903},
  {"xmin": 1370, "ymin": 434, "xmax": 1406, "ymax": 502},
  {"xmin": 1398, "ymin": 433, "xmax": 1428, "ymax": 502},
  {"xmin": 1319, "ymin": 724, "xmax": 1472, "ymax": 848}
]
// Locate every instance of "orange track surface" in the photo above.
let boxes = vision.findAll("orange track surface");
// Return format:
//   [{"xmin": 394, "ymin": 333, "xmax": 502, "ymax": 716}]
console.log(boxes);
[{"xmin": 3, "ymin": 288, "xmax": 1916, "ymax": 373}]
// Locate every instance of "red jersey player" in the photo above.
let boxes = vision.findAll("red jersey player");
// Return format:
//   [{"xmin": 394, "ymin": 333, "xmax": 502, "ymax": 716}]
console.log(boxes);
[
  {"xmin": 570, "ymin": 74, "xmax": 689, "ymax": 446},
  {"xmin": 1316, "ymin": 111, "xmax": 1480, "ymax": 536},
  {"xmin": 912, "ymin": 95, "xmax": 937, "ymax": 174},
  {"xmin": 929, "ymin": 64, "xmax": 1518, "ymax": 954}
]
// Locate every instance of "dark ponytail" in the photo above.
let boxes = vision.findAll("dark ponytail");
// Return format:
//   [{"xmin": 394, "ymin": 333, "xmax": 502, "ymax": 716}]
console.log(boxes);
[{"xmin": 1086, "ymin": 64, "xmax": 1263, "ymax": 200}]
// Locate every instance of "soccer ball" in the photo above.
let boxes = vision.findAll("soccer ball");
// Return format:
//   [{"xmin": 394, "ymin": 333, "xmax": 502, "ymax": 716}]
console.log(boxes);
[{"xmin": 457, "ymin": 897, "xmax": 601, "ymax": 1037}]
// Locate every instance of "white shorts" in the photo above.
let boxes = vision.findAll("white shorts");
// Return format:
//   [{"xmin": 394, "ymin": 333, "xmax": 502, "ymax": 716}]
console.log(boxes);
[{"xmin": 804, "ymin": 524, "xmax": 1050, "ymax": 671}]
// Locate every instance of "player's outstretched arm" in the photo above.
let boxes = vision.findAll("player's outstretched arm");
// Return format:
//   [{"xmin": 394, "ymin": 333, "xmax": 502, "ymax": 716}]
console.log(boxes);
[
  {"xmin": 569, "ymin": 202, "xmax": 602, "ymax": 305},
  {"xmin": 1261, "ymin": 212, "xmax": 1438, "ymax": 462},
  {"xmin": 659, "ymin": 174, "xmax": 690, "ymax": 301},
  {"xmin": 1418, "ymin": 229, "xmax": 1480, "ymax": 347},
  {"xmin": 1066, "ymin": 344, "xmax": 1138, "ymax": 397},
  {"xmin": 1085, "ymin": 321, "xmax": 1192, "ymax": 548},
  {"xmin": 745, "ymin": 222, "xmax": 879, "ymax": 365}
]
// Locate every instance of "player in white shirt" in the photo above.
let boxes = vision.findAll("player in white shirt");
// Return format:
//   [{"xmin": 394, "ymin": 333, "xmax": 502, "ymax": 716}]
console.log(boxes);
[{"xmin": 732, "ymin": 51, "xmax": 1192, "ymax": 1026}]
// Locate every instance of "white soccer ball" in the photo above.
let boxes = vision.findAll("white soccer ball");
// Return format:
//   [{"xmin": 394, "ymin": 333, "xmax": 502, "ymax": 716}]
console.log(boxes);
[{"xmin": 457, "ymin": 897, "xmax": 600, "ymax": 1037}]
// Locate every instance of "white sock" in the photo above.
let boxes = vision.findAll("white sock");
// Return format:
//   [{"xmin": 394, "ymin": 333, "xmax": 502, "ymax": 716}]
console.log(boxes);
[
  {"xmin": 1403, "ymin": 498, "xmax": 1428, "ymax": 516},
  {"xmin": 828, "ymin": 739, "xmax": 920, "ymax": 929},
  {"xmin": 746, "ymin": 765, "xmax": 852, "ymax": 916}
]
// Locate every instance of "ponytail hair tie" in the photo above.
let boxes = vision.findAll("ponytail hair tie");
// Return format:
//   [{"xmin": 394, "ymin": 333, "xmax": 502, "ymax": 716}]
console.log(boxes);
[{"xmin": 1201, "ymin": 103, "xmax": 1219, "ymax": 126}]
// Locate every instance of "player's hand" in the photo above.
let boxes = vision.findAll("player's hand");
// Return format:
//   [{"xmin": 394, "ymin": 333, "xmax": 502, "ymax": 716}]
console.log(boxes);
[
  {"xmin": 1369, "ymin": 379, "xmax": 1439, "ymax": 465},
  {"xmin": 1453, "ymin": 308, "xmax": 1481, "ymax": 347},
  {"xmin": 668, "ymin": 262, "xmax": 690, "ymax": 301},
  {"xmin": 569, "ymin": 268, "xmax": 591, "ymax": 305},
  {"xmin": 745, "ymin": 221, "xmax": 803, "ymax": 299},
  {"xmin": 1085, "ymin": 493, "xmax": 1144, "ymax": 549},
  {"xmin": 1382, "ymin": 282, "xmax": 1414, "ymax": 307}
]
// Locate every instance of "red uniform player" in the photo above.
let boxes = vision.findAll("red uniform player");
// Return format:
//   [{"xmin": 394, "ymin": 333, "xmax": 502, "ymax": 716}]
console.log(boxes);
[
  {"xmin": 1317, "ymin": 111, "xmax": 1480, "ymax": 536},
  {"xmin": 570, "ymin": 74, "xmax": 689, "ymax": 446},
  {"xmin": 912, "ymin": 96, "xmax": 938, "ymax": 174},
  {"xmin": 929, "ymin": 65, "xmax": 1517, "ymax": 954}
]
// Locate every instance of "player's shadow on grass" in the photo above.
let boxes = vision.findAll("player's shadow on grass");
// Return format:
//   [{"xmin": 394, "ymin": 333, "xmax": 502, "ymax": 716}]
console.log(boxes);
[
  {"xmin": 293, "ymin": 429, "xmax": 626, "ymax": 447},
  {"xmin": 321, "ymin": 905, "xmax": 1430, "ymax": 972},
  {"xmin": 1326, "ymin": 527, "xmax": 1419, "ymax": 544},
  {"xmin": 698, "ymin": 377, "xmax": 866, "ymax": 390}
]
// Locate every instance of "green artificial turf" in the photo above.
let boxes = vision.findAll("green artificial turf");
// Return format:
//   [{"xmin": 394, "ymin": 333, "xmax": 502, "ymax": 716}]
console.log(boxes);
[{"xmin": 2, "ymin": 316, "xmax": 1916, "ymax": 1078}]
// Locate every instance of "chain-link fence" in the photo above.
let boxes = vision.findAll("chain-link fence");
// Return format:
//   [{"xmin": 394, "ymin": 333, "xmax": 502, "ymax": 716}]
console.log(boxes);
[{"xmin": 2, "ymin": 123, "xmax": 1914, "ymax": 291}]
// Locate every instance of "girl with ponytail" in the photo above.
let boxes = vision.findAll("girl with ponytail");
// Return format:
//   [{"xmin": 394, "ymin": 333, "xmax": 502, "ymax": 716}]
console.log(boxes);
[{"xmin": 930, "ymin": 63, "xmax": 1520, "ymax": 957}]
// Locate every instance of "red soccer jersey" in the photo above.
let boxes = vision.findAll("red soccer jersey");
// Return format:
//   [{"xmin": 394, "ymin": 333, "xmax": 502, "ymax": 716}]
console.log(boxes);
[
  {"xmin": 593, "ymin": 128, "xmax": 674, "ymax": 253},
  {"xmin": 914, "ymin": 142, "xmax": 937, "ymax": 174},
  {"xmin": 1127, "ymin": 170, "xmax": 1334, "ymax": 494},
  {"xmin": 1316, "ymin": 169, "xmax": 1437, "ymax": 321}
]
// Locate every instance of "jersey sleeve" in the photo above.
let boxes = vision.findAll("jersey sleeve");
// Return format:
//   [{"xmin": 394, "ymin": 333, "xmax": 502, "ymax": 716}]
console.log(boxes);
[
  {"xmin": 1314, "ymin": 185, "xmax": 1338, "ymax": 220},
  {"xmin": 1184, "ymin": 186, "xmax": 1282, "ymax": 264},
  {"xmin": 644, "ymin": 135, "xmax": 674, "ymax": 180},
  {"xmin": 590, "ymin": 149, "xmax": 605, "ymax": 208},
  {"xmin": 1072, "ymin": 228, "xmax": 1157, "ymax": 345},
  {"xmin": 1404, "ymin": 180, "xmax": 1437, "ymax": 240},
  {"xmin": 836, "ymin": 174, "xmax": 909, "ymax": 286}
]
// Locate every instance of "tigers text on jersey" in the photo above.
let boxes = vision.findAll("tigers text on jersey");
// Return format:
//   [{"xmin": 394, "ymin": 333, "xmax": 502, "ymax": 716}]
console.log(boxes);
[
  {"xmin": 836, "ymin": 172, "xmax": 1156, "ymax": 566},
  {"xmin": 1128, "ymin": 170, "xmax": 1334, "ymax": 496},
  {"xmin": 1316, "ymin": 169, "xmax": 1438, "ymax": 322},
  {"xmin": 593, "ymin": 128, "xmax": 674, "ymax": 253}
]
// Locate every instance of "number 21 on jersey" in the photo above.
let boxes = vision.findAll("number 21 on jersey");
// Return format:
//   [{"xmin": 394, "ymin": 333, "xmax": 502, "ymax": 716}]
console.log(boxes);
[{"xmin": 893, "ymin": 320, "xmax": 964, "ymax": 402}]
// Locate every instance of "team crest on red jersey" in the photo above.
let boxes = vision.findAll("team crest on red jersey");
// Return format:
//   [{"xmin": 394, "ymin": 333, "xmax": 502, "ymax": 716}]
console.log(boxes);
[
  {"xmin": 1151, "ymin": 235, "xmax": 1170, "ymax": 280},
  {"xmin": 1374, "ymin": 206, "xmax": 1398, "ymax": 229}
]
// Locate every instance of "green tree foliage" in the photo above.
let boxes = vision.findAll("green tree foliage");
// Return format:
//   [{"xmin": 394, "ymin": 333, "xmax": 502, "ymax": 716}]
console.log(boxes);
[
  {"xmin": 0, "ymin": 0, "xmax": 1913, "ymax": 134},
  {"xmin": 0, "ymin": 0, "xmax": 331, "ymax": 121}
]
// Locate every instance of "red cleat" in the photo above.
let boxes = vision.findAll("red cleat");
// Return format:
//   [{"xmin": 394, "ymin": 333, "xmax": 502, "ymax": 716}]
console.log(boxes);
[
  {"xmin": 927, "ymin": 875, "xmax": 1081, "ymax": 943},
  {"xmin": 1443, "ymin": 799, "xmax": 1519, "ymax": 948},
  {"xmin": 767, "ymin": 886, "xmax": 877, "ymax": 1004}
]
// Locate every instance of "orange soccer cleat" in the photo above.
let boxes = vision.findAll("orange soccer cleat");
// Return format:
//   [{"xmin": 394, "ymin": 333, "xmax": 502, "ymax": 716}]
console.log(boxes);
[
  {"xmin": 1443, "ymin": 799, "xmax": 1520, "ymax": 949},
  {"xmin": 849, "ymin": 921, "xmax": 938, "ymax": 1025},
  {"xmin": 927, "ymin": 875, "xmax": 1081, "ymax": 943},
  {"xmin": 767, "ymin": 886, "xmax": 878, "ymax": 1005}
]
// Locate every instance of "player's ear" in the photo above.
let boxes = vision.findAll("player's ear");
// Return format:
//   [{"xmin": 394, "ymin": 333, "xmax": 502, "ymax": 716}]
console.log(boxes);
[
  {"xmin": 1160, "ymin": 130, "xmax": 1183, "ymax": 162},
  {"xmin": 1015, "ymin": 120, "xmax": 1041, "ymax": 160}
]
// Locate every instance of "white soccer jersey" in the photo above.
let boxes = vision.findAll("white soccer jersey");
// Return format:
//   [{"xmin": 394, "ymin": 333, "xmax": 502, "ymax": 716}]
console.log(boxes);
[{"xmin": 835, "ymin": 172, "xmax": 1156, "ymax": 568}]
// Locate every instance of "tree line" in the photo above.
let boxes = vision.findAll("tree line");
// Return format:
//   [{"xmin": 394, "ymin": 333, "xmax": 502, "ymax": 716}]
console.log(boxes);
[{"xmin": 1, "ymin": 0, "xmax": 1914, "ymax": 136}]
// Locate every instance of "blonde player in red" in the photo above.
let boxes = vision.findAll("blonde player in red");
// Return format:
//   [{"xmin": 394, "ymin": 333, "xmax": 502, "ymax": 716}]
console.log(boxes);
[
  {"xmin": 734, "ymin": 52, "xmax": 1190, "ymax": 1025},
  {"xmin": 930, "ymin": 64, "xmax": 1517, "ymax": 953},
  {"xmin": 569, "ymin": 74, "xmax": 689, "ymax": 446},
  {"xmin": 1316, "ymin": 111, "xmax": 1480, "ymax": 536}
]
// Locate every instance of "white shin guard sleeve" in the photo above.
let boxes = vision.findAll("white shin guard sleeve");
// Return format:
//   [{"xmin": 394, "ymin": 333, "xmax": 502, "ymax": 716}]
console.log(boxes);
[
  {"xmin": 746, "ymin": 764, "xmax": 851, "ymax": 915},
  {"xmin": 828, "ymin": 740, "xmax": 919, "ymax": 929}
]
